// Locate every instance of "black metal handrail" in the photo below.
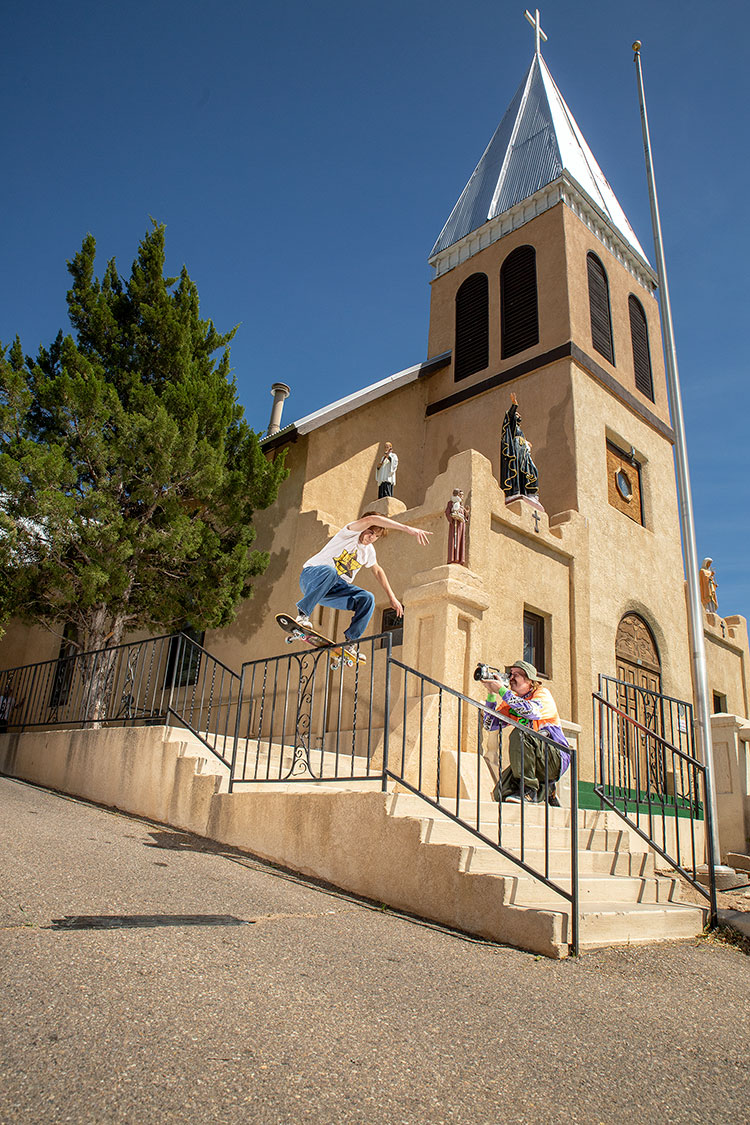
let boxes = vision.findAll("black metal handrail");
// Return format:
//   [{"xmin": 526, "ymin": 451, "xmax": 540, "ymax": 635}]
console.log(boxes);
[
  {"xmin": 0, "ymin": 633, "xmax": 241, "ymax": 768},
  {"xmin": 163, "ymin": 633, "xmax": 242, "ymax": 767},
  {"xmin": 387, "ymin": 658, "xmax": 579, "ymax": 953},
  {"xmin": 230, "ymin": 631, "xmax": 390, "ymax": 788},
  {"xmin": 599, "ymin": 674, "xmax": 695, "ymax": 770},
  {"xmin": 593, "ymin": 689, "xmax": 717, "ymax": 924}
]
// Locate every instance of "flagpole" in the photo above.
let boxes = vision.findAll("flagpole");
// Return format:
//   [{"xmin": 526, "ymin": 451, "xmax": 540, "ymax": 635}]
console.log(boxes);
[{"xmin": 632, "ymin": 42, "xmax": 726, "ymax": 888}]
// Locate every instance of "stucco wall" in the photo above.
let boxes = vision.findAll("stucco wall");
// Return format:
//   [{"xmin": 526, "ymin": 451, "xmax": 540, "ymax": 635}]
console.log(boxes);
[
  {"xmin": 0, "ymin": 619, "xmax": 60, "ymax": 673},
  {"xmin": 704, "ymin": 615, "xmax": 750, "ymax": 720}
]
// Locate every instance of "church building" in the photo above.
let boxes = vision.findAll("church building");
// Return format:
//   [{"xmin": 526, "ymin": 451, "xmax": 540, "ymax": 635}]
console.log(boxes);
[
  {"xmin": 201, "ymin": 27, "xmax": 749, "ymax": 813},
  {"xmin": 1, "ymin": 20, "xmax": 748, "ymax": 852}
]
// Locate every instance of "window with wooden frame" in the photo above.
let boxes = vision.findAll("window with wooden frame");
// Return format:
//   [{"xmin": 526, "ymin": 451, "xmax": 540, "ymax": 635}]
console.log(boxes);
[
  {"xmin": 523, "ymin": 609, "xmax": 546, "ymax": 675},
  {"xmin": 606, "ymin": 440, "xmax": 644, "ymax": 526},
  {"xmin": 379, "ymin": 607, "xmax": 403, "ymax": 649},
  {"xmin": 164, "ymin": 625, "xmax": 206, "ymax": 689},
  {"xmin": 454, "ymin": 272, "xmax": 489, "ymax": 381},
  {"xmin": 50, "ymin": 623, "xmax": 77, "ymax": 709},
  {"xmin": 500, "ymin": 245, "xmax": 539, "ymax": 359},
  {"xmin": 587, "ymin": 252, "xmax": 615, "ymax": 365},
  {"xmin": 628, "ymin": 295, "xmax": 654, "ymax": 401}
]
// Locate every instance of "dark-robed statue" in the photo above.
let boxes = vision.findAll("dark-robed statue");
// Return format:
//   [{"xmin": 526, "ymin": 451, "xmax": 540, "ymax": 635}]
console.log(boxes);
[{"xmin": 500, "ymin": 394, "xmax": 543, "ymax": 510}]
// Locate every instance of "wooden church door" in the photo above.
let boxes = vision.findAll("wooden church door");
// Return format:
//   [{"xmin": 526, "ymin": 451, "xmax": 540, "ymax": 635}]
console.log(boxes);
[{"xmin": 614, "ymin": 614, "xmax": 665, "ymax": 794}]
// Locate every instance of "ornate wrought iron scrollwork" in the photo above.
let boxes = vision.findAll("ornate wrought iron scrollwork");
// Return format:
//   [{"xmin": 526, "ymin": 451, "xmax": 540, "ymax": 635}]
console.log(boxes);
[
  {"xmin": 282, "ymin": 649, "xmax": 324, "ymax": 780},
  {"xmin": 115, "ymin": 652, "xmax": 140, "ymax": 720}
]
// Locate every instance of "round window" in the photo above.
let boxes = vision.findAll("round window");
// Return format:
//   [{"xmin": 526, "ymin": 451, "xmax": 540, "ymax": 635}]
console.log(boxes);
[{"xmin": 615, "ymin": 469, "xmax": 633, "ymax": 502}]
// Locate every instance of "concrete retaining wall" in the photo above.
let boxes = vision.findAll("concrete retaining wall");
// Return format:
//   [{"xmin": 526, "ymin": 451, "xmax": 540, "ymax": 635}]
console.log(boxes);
[{"xmin": 0, "ymin": 725, "xmax": 568, "ymax": 957}]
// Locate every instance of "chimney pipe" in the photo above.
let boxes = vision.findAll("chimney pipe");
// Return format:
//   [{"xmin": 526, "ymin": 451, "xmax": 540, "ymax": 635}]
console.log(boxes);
[{"xmin": 267, "ymin": 382, "xmax": 290, "ymax": 436}]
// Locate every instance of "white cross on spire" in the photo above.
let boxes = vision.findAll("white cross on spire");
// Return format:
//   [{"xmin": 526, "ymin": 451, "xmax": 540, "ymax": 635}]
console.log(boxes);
[{"xmin": 524, "ymin": 8, "xmax": 548, "ymax": 56}]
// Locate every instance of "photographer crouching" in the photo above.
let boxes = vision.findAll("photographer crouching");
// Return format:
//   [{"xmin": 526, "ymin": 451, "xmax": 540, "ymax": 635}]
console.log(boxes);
[{"xmin": 476, "ymin": 660, "xmax": 570, "ymax": 805}]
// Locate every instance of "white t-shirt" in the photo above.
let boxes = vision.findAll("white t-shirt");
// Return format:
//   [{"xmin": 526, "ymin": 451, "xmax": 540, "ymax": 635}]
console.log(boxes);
[{"xmin": 303, "ymin": 525, "xmax": 377, "ymax": 585}]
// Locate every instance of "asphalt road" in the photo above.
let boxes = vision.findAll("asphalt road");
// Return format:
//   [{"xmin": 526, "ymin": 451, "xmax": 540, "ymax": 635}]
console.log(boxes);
[{"xmin": 1, "ymin": 775, "xmax": 748, "ymax": 1124}]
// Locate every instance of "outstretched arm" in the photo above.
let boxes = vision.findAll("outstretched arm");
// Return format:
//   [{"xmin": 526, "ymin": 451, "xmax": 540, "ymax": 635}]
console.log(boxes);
[
  {"xmin": 349, "ymin": 514, "xmax": 431, "ymax": 545},
  {"xmin": 371, "ymin": 564, "xmax": 404, "ymax": 618}
]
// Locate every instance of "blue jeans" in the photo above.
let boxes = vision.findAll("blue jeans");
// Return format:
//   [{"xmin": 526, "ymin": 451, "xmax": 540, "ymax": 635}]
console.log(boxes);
[{"xmin": 297, "ymin": 566, "xmax": 375, "ymax": 642}]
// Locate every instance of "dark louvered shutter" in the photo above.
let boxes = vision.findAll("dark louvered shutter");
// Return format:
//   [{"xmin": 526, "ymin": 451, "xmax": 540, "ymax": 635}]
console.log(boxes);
[
  {"xmin": 454, "ymin": 273, "xmax": 489, "ymax": 381},
  {"xmin": 629, "ymin": 295, "xmax": 654, "ymax": 401},
  {"xmin": 587, "ymin": 252, "xmax": 615, "ymax": 365},
  {"xmin": 501, "ymin": 245, "xmax": 539, "ymax": 359}
]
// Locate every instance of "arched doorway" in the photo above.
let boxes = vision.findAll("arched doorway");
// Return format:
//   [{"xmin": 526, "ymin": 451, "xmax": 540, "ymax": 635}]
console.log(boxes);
[
  {"xmin": 615, "ymin": 613, "xmax": 661, "ymax": 695},
  {"xmin": 614, "ymin": 614, "xmax": 665, "ymax": 794}
]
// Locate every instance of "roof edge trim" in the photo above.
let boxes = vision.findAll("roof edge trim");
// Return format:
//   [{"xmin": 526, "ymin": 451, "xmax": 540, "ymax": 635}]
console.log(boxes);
[
  {"xmin": 429, "ymin": 174, "xmax": 656, "ymax": 291},
  {"xmin": 262, "ymin": 352, "xmax": 451, "ymax": 445}
]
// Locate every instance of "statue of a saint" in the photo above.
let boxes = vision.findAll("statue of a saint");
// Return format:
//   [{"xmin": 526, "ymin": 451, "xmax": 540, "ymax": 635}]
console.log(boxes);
[
  {"xmin": 375, "ymin": 442, "xmax": 398, "ymax": 498},
  {"xmin": 445, "ymin": 488, "xmax": 470, "ymax": 565},
  {"xmin": 699, "ymin": 558, "xmax": 719, "ymax": 613},
  {"xmin": 500, "ymin": 394, "xmax": 543, "ymax": 510}
]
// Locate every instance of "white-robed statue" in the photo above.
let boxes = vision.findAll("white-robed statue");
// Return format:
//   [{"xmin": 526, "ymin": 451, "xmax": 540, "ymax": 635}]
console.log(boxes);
[{"xmin": 375, "ymin": 442, "xmax": 398, "ymax": 498}]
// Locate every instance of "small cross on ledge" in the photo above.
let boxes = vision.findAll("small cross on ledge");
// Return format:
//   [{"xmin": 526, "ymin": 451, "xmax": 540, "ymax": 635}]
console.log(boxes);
[{"xmin": 524, "ymin": 8, "xmax": 548, "ymax": 56}]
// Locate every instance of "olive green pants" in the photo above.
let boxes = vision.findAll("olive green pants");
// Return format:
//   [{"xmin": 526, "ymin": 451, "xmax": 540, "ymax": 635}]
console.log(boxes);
[{"xmin": 503, "ymin": 725, "xmax": 562, "ymax": 797}]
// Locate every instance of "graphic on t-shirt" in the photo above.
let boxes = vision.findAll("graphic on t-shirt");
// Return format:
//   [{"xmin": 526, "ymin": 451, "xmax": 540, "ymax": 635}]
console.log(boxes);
[{"xmin": 334, "ymin": 548, "xmax": 361, "ymax": 580}]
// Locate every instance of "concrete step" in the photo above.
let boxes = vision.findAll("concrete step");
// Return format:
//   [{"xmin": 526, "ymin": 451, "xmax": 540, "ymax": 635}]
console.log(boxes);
[
  {"xmin": 576, "ymin": 901, "xmax": 707, "ymax": 949},
  {"xmin": 726, "ymin": 852, "xmax": 750, "ymax": 874},
  {"xmin": 464, "ymin": 843, "xmax": 655, "ymax": 878},
  {"xmin": 416, "ymin": 814, "xmax": 628, "ymax": 855},
  {"xmin": 226, "ymin": 779, "xmax": 383, "ymax": 794},
  {"xmin": 167, "ymin": 731, "xmax": 231, "ymax": 792},
  {"xmin": 389, "ymin": 791, "xmax": 630, "ymax": 832},
  {"xmin": 385, "ymin": 791, "xmax": 691, "ymax": 931},
  {"xmin": 496, "ymin": 870, "xmax": 680, "ymax": 907},
  {"xmin": 229, "ymin": 738, "xmax": 375, "ymax": 782}
]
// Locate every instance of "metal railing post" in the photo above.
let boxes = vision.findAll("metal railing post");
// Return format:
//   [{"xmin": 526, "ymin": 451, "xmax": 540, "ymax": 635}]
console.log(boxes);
[
  {"xmin": 165, "ymin": 632, "xmax": 184, "ymax": 724},
  {"xmin": 382, "ymin": 632, "xmax": 392, "ymax": 792},
  {"xmin": 570, "ymin": 745, "xmax": 580, "ymax": 956},
  {"xmin": 701, "ymin": 763, "xmax": 719, "ymax": 927},
  {"xmin": 229, "ymin": 663, "xmax": 245, "ymax": 794}
]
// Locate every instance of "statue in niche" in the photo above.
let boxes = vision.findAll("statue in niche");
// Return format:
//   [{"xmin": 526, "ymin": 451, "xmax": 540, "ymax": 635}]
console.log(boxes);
[
  {"xmin": 500, "ymin": 394, "xmax": 543, "ymax": 511},
  {"xmin": 445, "ymin": 488, "xmax": 470, "ymax": 565},
  {"xmin": 375, "ymin": 441, "xmax": 398, "ymax": 498},
  {"xmin": 699, "ymin": 558, "xmax": 719, "ymax": 613}
]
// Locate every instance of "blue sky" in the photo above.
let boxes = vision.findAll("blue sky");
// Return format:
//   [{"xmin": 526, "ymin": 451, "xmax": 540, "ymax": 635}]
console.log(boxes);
[{"xmin": 1, "ymin": 1, "xmax": 747, "ymax": 619}]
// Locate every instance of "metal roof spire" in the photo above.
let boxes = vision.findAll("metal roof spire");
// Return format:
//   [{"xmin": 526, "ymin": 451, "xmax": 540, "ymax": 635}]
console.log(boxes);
[
  {"xmin": 524, "ymin": 8, "xmax": 547, "ymax": 57},
  {"xmin": 430, "ymin": 23, "xmax": 650, "ymax": 272}
]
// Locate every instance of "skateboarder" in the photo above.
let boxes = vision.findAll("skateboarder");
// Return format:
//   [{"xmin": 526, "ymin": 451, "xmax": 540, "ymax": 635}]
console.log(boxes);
[{"xmin": 295, "ymin": 513, "xmax": 431, "ymax": 656}]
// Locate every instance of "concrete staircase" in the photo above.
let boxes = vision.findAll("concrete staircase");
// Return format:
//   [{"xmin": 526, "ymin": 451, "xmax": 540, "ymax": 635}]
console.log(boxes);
[
  {"xmin": 386, "ymin": 793, "xmax": 707, "ymax": 951},
  {"xmin": 0, "ymin": 721, "xmax": 709, "ymax": 957},
  {"xmin": 166, "ymin": 730, "xmax": 708, "ymax": 954}
]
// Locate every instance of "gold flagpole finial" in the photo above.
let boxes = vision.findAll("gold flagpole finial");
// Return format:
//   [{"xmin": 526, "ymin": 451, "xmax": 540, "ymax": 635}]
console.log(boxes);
[{"xmin": 632, "ymin": 41, "xmax": 642, "ymax": 55}]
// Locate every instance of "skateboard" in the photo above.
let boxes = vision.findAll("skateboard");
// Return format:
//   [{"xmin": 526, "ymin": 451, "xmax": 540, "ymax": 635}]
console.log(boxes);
[{"xmin": 275, "ymin": 614, "xmax": 366, "ymax": 670}]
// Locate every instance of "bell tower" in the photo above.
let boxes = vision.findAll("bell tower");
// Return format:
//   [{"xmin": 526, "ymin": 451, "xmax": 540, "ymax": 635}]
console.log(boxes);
[{"xmin": 419, "ymin": 11, "xmax": 693, "ymax": 704}]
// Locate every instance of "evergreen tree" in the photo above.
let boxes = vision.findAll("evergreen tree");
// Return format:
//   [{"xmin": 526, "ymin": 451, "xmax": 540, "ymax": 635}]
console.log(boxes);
[{"xmin": 0, "ymin": 223, "xmax": 286, "ymax": 666}]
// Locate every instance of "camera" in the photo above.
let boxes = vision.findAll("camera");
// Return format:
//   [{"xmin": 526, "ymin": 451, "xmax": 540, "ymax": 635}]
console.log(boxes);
[
  {"xmin": 473, "ymin": 662, "xmax": 492, "ymax": 682},
  {"xmin": 473, "ymin": 662, "xmax": 510, "ymax": 688}
]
